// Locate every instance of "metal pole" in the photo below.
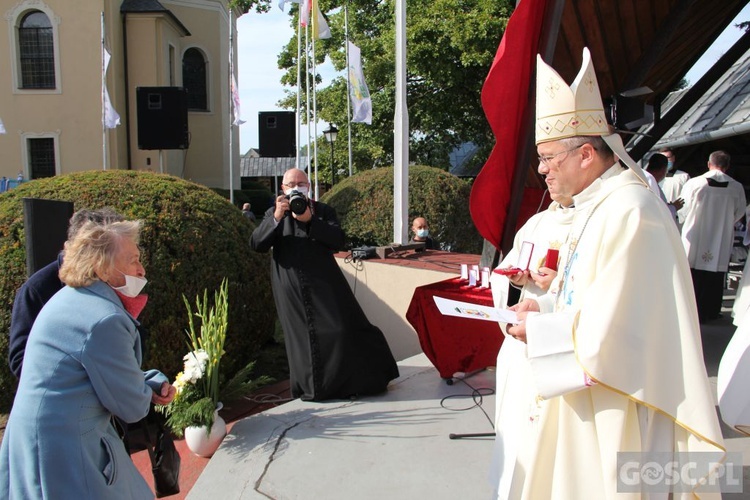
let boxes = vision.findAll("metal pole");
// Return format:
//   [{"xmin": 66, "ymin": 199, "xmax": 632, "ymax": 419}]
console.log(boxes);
[
  {"xmin": 345, "ymin": 2, "xmax": 353, "ymax": 176},
  {"xmin": 330, "ymin": 140, "xmax": 335, "ymax": 186},
  {"xmin": 393, "ymin": 0, "xmax": 408, "ymax": 244},
  {"xmin": 228, "ymin": 10, "xmax": 235, "ymax": 204}
]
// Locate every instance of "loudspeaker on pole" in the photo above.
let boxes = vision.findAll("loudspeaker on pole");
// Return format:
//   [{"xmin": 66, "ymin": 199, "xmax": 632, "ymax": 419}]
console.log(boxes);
[
  {"xmin": 137, "ymin": 87, "xmax": 189, "ymax": 150},
  {"xmin": 258, "ymin": 111, "xmax": 295, "ymax": 157}
]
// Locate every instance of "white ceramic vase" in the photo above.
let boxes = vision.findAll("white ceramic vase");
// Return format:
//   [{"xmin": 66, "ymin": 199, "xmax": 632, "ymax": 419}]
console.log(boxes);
[{"xmin": 184, "ymin": 402, "xmax": 227, "ymax": 458}]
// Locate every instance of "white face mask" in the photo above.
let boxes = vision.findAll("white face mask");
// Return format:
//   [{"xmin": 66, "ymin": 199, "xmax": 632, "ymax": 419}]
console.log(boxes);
[
  {"xmin": 284, "ymin": 186, "xmax": 309, "ymax": 197},
  {"xmin": 112, "ymin": 270, "xmax": 148, "ymax": 298}
]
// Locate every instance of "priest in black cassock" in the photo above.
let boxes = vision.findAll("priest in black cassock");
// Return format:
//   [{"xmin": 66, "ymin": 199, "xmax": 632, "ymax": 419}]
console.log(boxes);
[{"xmin": 250, "ymin": 168, "xmax": 399, "ymax": 401}]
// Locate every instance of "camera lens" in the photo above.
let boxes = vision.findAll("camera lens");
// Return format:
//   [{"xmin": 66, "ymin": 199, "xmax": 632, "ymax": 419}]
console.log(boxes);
[{"xmin": 288, "ymin": 191, "xmax": 307, "ymax": 215}]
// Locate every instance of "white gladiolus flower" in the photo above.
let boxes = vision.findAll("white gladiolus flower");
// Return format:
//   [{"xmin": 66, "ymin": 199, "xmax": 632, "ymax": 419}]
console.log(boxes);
[{"xmin": 182, "ymin": 349, "xmax": 209, "ymax": 383}]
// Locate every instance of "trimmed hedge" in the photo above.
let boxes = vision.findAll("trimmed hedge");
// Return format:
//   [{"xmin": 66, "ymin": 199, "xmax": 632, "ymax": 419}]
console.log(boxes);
[
  {"xmin": 321, "ymin": 165, "xmax": 482, "ymax": 254},
  {"xmin": 0, "ymin": 170, "xmax": 275, "ymax": 413}
]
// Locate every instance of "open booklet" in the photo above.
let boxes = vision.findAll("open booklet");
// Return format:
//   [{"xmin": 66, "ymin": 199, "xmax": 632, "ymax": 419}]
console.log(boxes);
[{"xmin": 433, "ymin": 296, "xmax": 519, "ymax": 324}]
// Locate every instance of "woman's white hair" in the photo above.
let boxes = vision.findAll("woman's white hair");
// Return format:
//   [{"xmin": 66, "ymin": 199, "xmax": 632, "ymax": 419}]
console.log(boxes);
[{"xmin": 59, "ymin": 220, "xmax": 142, "ymax": 287}]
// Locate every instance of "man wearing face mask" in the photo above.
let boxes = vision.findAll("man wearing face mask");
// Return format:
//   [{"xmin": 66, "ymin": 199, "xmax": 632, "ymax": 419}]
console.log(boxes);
[
  {"xmin": 250, "ymin": 168, "xmax": 399, "ymax": 401},
  {"xmin": 408, "ymin": 217, "xmax": 437, "ymax": 249},
  {"xmin": 658, "ymin": 147, "xmax": 690, "ymax": 206}
]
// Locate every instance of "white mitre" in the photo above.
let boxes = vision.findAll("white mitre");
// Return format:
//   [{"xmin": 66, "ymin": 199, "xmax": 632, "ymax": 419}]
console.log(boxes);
[{"xmin": 535, "ymin": 47, "xmax": 649, "ymax": 189}]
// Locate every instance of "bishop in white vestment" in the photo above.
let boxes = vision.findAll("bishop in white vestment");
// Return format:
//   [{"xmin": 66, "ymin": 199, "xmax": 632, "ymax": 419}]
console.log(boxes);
[{"xmin": 497, "ymin": 48, "xmax": 725, "ymax": 500}]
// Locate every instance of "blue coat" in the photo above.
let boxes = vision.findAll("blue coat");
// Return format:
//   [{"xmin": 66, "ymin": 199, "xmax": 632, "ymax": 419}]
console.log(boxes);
[{"xmin": 0, "ymin": 280, "xmax": 167, "ymax": 499}]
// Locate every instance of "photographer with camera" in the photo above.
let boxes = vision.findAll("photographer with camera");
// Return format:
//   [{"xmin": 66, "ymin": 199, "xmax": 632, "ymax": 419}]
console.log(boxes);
[{"xmin": 251, "ymin": 168, "xmax": 398, "ymax": 402}]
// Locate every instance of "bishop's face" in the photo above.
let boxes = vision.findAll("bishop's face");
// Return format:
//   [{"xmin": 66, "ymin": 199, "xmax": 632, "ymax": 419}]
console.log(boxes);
[{"xmin": 537, "ymin": 140, "xmax": 585, "ymax": 206}]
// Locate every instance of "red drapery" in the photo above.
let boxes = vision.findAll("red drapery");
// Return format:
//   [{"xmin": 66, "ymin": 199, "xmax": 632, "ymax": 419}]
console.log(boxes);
[{"xmin": 469, "ymin": 0, "xmax": 550, "ymax": 250}]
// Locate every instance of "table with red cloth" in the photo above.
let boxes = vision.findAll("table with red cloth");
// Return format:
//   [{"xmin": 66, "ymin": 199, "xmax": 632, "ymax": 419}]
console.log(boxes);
[{"xmin": 406, "ymin": 277, "xmax": 504, "ymax": 379}]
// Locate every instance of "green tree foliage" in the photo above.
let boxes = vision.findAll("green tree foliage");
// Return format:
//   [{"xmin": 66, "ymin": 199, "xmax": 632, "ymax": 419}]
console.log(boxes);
[
  {"xmin": 321, "ymin": 165, "xmax": 482, "ymax": 253},
  {"xmin": 277, "ymin": 0, "xmax": 514, "ymax": 173},
  {"xmin": 229, "ymin": 0, "xmax": 272, "ymax": 14},
  {"xmin": 0, "ymin": 171, "xmax": 276, "ymax": 412}
]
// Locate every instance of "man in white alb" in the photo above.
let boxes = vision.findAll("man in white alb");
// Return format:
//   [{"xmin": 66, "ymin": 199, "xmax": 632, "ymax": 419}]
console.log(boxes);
[
  {"xmin": 659, "ymin": 147, "xmax": 690, "ymax": 203},
  {"xmin": 488, "ymin": 192, "xmax": 573, "ymax": 500},
  {"xmin": 680, "ymin": 150, "xmax": 746, "ymax": 322}
]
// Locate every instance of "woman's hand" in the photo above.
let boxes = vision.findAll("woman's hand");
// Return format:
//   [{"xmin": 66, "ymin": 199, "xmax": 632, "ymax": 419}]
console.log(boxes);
[{"xmin": 151, "ymin": 382, "xmax": 177, "ymax": 405}]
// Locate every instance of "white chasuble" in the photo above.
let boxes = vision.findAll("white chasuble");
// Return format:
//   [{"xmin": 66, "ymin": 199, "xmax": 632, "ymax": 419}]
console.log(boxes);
[{"xmin": 518, "ymin": 167, "xmax": 724, "ymax": 499}]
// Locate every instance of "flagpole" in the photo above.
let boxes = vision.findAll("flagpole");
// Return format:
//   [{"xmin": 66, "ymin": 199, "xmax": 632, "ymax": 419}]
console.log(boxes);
[
  {"xmin": 296, "ymin": 7, "xmax": 303, "ymax": 174},
  {"xmin": 101, "ymin": 12, "xmax": 107, "ymax": 171},
  {"xmin": 393, "ymin": 0, "xmax": 409, "ymax": 244},
  {"xmin": 312, "ymin": 32, "xmax": 321, "ymax": 199},
  {"xmin": 228, "ymin": 10, "xmax": 235, "ymax": 205},
  {"xmin": 344, "ymin": 2, "xmax": 352, "ymax": 177}
]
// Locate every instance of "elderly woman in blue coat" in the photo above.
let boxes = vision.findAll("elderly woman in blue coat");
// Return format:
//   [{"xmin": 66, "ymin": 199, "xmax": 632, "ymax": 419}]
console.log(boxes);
[{"xmin": 0, "ymin": 219, "xmax": 176, "ymax": 499}]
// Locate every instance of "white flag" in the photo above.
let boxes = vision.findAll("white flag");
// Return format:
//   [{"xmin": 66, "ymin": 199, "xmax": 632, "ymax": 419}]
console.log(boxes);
[
  {"xmin": 231, "ymin": 74, "xmax": 245, "ymax": 126},
  {"xmin": 348, "ymin": 42, "xmax": 372, "ymax": 124},
  {"xmin": 102, "ymin": 48, "xmax": 120, "ymax": 129},
  {"xmin": 0, "ymin": 118, "xmax": 5, "ymax": 135}
]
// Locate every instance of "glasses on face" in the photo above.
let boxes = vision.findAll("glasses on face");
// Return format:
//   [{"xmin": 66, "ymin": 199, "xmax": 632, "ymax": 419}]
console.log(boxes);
[
  {"xmin": 537, "ymin": 144, "xmax": 585, "ymax": 167},
  {"xmin": 283, "ymin": 181, "xmax": 308, "ymax": 189}
]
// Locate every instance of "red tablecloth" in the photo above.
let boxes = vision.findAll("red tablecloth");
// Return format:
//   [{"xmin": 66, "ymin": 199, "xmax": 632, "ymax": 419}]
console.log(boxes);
[{"xmin": 406, "ymin": 277, "xmax": 504, "ymax": 379}]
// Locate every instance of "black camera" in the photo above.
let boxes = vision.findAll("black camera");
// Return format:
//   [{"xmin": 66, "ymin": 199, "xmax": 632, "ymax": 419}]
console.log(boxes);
[{"xmin": 285, "ymin": 190, "xmax": 308, "ymax": 215}]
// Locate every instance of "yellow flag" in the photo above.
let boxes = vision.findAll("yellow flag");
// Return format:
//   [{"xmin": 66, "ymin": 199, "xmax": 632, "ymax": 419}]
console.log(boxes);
[{"xmin": 311, "ymin": 0, "xmax": 331, "ymax": 39}]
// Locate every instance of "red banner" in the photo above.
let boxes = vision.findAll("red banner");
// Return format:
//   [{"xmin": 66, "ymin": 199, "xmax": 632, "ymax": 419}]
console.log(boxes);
[{"xmin": 469, "ymin": 0, "xmax": 550, "ymax": 250}]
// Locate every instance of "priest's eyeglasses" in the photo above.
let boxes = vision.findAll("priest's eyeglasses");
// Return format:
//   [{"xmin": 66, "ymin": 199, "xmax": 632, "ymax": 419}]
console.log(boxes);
[
  {"xmin": 282, "ymin": 181, "xmax": 309, "ymax": 189},
  {"xmin": 537, "ymin": 144, "xmax": 585, "ymax": 167}
]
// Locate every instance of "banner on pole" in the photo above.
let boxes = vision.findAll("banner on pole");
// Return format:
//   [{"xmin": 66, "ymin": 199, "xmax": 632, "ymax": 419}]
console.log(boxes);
[
  {"xmin": 102, "ymin": 47, "xmax": 121, "ymax": 129},
  {"xmin": 348, "ymin": 42, "xmax": 372, "ymax": 124},
  {"xmin": 311, "ymin": 0, "xmax": 331, "ymax": 39}
]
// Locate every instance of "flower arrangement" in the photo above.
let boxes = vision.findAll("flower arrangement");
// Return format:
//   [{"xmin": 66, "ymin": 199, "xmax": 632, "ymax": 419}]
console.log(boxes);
[{"xmin": 158, "ymin": 278, "xmax": 272, "ymax": 437}]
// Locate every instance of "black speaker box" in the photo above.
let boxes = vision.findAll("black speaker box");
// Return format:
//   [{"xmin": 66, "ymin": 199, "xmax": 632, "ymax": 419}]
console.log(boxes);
[
  {"xmin": 258, "ymin": 111, "xmax": 295, "ymax": 157},
  {"xmin": 23, "ymin": 198, "xmax": 74, "ymax": 276},
  {"xmin": 137, "ymin": 87, "xmax": 189, "ymax": 150}
]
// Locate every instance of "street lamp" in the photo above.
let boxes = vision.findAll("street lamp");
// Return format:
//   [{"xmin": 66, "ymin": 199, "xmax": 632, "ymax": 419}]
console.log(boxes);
[{"xmin": 323, "ymin": 123, "xmax": 338, "ymax": 187}]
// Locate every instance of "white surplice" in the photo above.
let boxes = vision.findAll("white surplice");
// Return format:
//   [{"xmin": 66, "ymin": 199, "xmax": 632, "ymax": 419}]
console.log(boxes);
[
  {"xmin": 517, "ymin": 165, "xmax": 724, "ymax": 499},
  {"xmin": 489, "ymin": 202, "xmax": 575, "ymax": 500},
  {"xmin": 660, "ymin": 169, "xmax": 690, "ymax": 203},
  {"xmin": 680, "ymin": 169, "xmax": 746, "ymax": 273}
]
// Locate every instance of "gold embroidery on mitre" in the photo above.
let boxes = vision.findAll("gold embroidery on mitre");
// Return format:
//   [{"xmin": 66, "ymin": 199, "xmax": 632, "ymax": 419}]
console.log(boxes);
[{"xmin": 535, "ymin": 48, "xmax": 609, "ymax": 144}]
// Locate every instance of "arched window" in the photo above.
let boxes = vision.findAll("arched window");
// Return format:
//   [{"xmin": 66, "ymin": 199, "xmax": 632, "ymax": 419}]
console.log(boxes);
[
  {"xmin": 182, "ymin": 48, "xmax": 208, "ymax": 111},
  {"xmin": 18, "ymin": 10, "xmax": 55, "ymax": 89}
]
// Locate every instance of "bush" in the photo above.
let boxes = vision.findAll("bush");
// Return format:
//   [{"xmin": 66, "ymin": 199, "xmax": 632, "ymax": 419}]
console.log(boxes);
[
  {"xmin": 321, "ymin": 165, "xmax": 482, "ymax": 254},
  {"xmin": 0, "ymin": 170, "xmax": 276, "ymax": 413}
]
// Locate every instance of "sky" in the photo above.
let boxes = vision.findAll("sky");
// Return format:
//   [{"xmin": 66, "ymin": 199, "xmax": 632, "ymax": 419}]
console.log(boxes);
[
  {"xmin": 236, "ymin": 7, "xmax": 335, "ymax": 154},
  {"xmin": 235, "ymin": 3, "xmax": 750, "ymax": 154}
]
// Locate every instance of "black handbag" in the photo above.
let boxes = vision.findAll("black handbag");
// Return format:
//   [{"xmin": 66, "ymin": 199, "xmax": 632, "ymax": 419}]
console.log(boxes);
[{"xmin": 142, "ymin": 413, "xmax": 181, "ymax": 498}]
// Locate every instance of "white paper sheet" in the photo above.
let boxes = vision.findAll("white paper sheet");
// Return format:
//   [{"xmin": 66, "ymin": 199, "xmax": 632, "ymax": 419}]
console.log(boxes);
[{"xmin": 433, "ymin": 296, "xmax": 519, "ymax": 324}]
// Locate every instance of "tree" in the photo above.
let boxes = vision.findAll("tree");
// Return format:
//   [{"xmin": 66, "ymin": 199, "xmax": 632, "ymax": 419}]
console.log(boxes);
[
  {"xmin": 276, "ymin": 0, "xmax": 514, "ymax": 175},
  {"xmin": 229, "ymin": 0, "xmax": 272, "ymax": 14}
]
